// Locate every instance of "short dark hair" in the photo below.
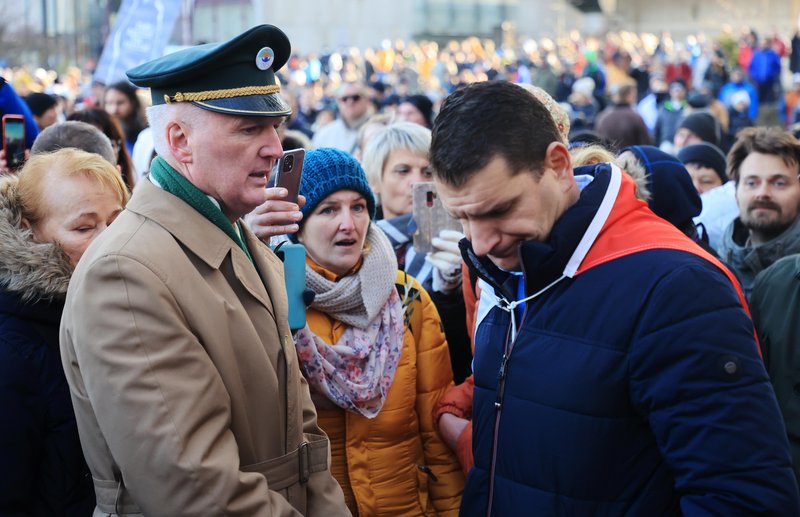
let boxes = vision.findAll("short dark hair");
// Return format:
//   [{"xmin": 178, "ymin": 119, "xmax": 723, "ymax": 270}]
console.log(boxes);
[
  {"xmin": 727, "ymin": 127, "xmax": 800, "ymax": 184},
  {"xmin": 430, "ymin": 81, "xmax": 561, "ymax": 187},
  {"xmin": 31, "ymin": 121, "xmax": 116, "ymax": 165}
]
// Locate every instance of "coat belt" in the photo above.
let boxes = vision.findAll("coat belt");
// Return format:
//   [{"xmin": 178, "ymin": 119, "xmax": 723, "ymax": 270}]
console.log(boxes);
[{"xmin": 93, "ymin": 434, "xmax": 330, "ymax": 513}]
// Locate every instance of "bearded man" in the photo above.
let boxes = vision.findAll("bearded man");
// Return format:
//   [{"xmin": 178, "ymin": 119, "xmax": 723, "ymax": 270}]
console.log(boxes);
[{"xmin": 718, "ymin": 126, "xmax": 800, "ymax": 297}]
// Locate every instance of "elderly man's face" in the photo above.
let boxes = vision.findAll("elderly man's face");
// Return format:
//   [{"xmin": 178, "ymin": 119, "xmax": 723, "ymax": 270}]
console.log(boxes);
[{"xmin": 184, "ymin": 109, "xmax": 284, "ymax": 221}]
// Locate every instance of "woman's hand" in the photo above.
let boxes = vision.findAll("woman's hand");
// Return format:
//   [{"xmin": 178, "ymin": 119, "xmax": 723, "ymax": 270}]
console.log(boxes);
[
  {"xmin": 0, "ymin": 148, "xmax": 29, "ymax": 175},
  {"xmin": 438, "ymin": 413, "xmax": 469, "ymax": 452},
  {"xmin": 246, "ymin": 189, "xmax": 306, "ymax": 242},
  {"xmin": 426, "ymin": 229, "xmax": 464, "ymax": 294}
]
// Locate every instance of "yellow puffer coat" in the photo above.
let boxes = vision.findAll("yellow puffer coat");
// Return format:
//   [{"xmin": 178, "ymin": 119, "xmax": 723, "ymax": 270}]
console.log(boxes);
[{"xmin": 306, "ymin": 263, "xmax": 464, "ymax": 516}]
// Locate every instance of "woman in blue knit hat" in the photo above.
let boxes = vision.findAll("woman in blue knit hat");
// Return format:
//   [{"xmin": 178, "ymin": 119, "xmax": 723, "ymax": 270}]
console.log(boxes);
[{"xmin": 292, "ymin": 147, "xmax": 464, "ymax": 516}]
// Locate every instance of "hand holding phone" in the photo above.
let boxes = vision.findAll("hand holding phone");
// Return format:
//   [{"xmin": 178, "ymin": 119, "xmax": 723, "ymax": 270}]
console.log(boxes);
[
  {"xmin": 2, "ymin": 115, "xmax": 26, "ymax": 170},
  {"xmin": 426, "ymin": 229, "xmax": 464, "ymax": 293},
  {"xmin": 273, "ymin": 148, "xmax": 305, "ymax": 204}
]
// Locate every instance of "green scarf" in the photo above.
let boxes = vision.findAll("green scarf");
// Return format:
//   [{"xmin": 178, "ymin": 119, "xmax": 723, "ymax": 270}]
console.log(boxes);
[{"xmin": 149, "ymin": 156, "xmax": 252, "ymax": 262}]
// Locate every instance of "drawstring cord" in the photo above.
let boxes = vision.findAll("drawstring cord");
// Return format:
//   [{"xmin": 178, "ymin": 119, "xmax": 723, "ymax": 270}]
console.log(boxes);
[{"xmin": 498, "ymin": 274, "xmax": 568, "ymax": 340}]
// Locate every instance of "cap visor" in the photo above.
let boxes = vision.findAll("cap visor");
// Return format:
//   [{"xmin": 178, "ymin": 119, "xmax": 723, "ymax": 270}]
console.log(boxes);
[{"xmin": 191, "ymin": 92, "xmax": 291, "ymax": 117}]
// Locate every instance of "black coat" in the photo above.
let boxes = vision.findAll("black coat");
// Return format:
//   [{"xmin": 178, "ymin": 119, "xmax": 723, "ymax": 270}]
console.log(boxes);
[
  {"xmin": 0, "ymin": 290, "xmax": 94, "ymax": 516},
  {"xmin": 0, "ymin": 184, "xmax": 93, "ymax": 515},
  {"xmin": 791, "ymin": 33, "xmax": 800, "ymax": 74}
]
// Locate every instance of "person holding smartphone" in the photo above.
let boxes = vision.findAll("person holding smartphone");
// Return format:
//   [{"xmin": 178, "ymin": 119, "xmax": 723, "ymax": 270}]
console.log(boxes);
[
  {"xmin": 59, "ymin": 26, "xmax": 348, "ymax": 515},
  {"xmin": 362, "ymin": 122, "xmax": 472, "ymax": 383},
  {"xmin": 291, "ymin": 148, "xmax": 464, "ymax": 516}
]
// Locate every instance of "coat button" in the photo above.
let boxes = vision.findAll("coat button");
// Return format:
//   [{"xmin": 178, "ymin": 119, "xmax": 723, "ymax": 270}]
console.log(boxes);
[{"xmin": 720, "ymin": 355, "xmax": 741, "ymax": 379}]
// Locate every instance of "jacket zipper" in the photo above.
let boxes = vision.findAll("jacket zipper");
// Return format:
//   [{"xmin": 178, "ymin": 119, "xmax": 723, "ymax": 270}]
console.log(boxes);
[
  {"xmin": 485, "ymin": 252, "xmax": 530, "ymax": 517},
  {"xmin": 485, "ymin": 320, "xmax": 514, "ymax": 517}
]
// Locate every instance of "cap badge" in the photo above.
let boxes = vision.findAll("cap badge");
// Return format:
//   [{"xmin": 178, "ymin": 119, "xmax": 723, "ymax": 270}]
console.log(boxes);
[{"xmin": 256, "ymin": 47, "xmax": 275, "ymax": 71}]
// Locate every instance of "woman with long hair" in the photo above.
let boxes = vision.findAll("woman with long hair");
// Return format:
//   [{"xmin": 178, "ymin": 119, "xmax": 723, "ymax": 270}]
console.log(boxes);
[
  {"xmin": 68, "ymin": 107, "xmax": 136, "ymax": 190},
  {"xmin": 103, "ymin": 80, "xmax": 147, "ymax": 154}
]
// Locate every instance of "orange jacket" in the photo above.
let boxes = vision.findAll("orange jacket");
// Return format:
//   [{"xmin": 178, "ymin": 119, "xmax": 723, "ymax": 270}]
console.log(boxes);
[
  {"xmin": 307, "ymin": 265, "xmax": 464, "ymax": 516},
  {"xmin": 432, "ymin": 266, "xmax": 478, "ymax": 476}
]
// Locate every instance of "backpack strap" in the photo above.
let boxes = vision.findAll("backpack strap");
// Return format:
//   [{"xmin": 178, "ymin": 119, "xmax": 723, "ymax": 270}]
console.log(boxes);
[{"xmin": 395, "ymin": 271, "xmax": 423, "ymax": 339}]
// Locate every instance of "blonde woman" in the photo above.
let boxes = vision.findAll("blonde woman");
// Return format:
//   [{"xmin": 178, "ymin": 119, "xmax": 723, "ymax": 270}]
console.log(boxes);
[{"xmin": 0, "ymin": 148, "xmax": 128, "ymax": 514}]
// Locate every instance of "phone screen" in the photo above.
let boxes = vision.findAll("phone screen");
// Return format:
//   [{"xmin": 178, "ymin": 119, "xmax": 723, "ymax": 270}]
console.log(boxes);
[{"xmin": 3, "ymin": 117, "xmax": 26, "ymax": 169}]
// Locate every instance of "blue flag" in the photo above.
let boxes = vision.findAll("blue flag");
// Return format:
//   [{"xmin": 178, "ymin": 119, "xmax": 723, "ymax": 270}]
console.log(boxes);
[{"xmin": 94, "ymin": 0, "xmax": 182, "ymax": 85}]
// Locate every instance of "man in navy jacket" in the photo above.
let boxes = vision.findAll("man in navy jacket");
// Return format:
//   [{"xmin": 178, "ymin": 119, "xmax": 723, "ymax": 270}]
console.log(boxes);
[{"xmin": 430, "ymin": 80, "xmax": 800, "ymax": 516}]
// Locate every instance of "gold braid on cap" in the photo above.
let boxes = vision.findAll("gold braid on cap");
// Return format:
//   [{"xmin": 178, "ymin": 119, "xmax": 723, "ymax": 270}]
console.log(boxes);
[{"xmin": 164, "ymin": 84, "xmax": 281, "ymax": 104}]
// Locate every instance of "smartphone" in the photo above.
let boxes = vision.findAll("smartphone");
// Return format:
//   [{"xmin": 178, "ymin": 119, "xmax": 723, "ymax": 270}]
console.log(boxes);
[
  {"xmin": 412, "ymin": 182, "xmax": 462, "ymax": 253},
  {"xmin": 271, "ymin": 243, "xmax": 307, "ymax": 330},
  {"xmin": 2, "ymin": 115, "xmax": 26, "ymax": 170},
  {"xmin": 273, "ymin": 148, "xmax": 305, "ymax": 203}
]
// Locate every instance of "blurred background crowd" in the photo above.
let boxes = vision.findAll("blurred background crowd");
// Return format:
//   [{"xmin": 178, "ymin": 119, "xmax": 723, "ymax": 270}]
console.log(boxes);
[{"xmin": 3, "ymin": 24, "xmax": 800, "ymax": 178}]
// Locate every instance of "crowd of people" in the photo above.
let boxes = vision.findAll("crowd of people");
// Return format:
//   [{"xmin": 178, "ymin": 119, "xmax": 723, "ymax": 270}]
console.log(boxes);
[{"xmin": 2, "ymin": 19, "xmax": 800, "ymax": 516}]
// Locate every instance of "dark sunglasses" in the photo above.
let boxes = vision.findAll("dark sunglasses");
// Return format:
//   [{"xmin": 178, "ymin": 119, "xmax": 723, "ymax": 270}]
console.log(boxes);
[{"xmin": 339, "ymin": 94, "xmax": 363, "ymax": 103}]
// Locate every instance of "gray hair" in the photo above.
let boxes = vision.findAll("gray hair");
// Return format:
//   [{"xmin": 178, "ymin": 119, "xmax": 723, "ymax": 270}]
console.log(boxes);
[
  {"xmin": 146, "ymin": 103, "xmax": 206, "ymax": 159},
  {"xmin": 31, "ymin": 121, "xmax": 116, "ymax": 165},
  {"xmin": 361, "ymin": 121, "xmax": 431, "ymax": 188}
]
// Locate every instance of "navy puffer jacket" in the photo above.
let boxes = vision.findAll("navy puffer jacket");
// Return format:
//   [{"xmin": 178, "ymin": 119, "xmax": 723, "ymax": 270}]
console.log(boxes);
[{"xmin": 460, "ymin": 163, "xmax": 799, "ymax": 516}]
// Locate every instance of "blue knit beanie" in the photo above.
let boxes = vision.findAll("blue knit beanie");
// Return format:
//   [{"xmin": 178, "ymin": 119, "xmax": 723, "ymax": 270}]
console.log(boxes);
[
  {"xmin": 621, "ymin": 145, "xmax": 702, "ymax": 228},
  {"xmin": 299, "ymin": 148, "xmax": 377, "ymax": 222}
]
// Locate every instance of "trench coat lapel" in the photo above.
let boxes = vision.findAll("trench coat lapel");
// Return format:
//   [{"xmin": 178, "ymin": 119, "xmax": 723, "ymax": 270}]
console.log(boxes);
[
  {"xmin": 126, "ymin": 179, "xmax": 276, "ymax": 318},
  {"xmin": 243, "ymin": 228, "xmax": 289, "ymax": 329}
]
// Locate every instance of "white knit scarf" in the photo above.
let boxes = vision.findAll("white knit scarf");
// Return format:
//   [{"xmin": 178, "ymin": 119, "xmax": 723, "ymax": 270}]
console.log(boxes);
[{"xmin": 294, "ymin": 225, "xmax": 406, "ymax": 418}]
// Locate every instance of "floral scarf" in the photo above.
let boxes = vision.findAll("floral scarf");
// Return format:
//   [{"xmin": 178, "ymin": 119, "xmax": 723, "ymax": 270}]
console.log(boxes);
[{"xmin": 294, "ymin": 226, "xmax": 406, "ymax": 418}]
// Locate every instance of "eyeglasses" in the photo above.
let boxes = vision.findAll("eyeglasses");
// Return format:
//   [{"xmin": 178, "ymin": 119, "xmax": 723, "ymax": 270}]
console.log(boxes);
[{"xmin": 339, "ymin": 94, "xmax": 363, "ymax": 103}]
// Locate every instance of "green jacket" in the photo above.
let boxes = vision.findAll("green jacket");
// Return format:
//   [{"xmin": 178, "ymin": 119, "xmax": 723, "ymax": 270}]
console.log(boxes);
[{"xmin": 751, "ymin": 253, "xmax": 800, "ymax": 483}]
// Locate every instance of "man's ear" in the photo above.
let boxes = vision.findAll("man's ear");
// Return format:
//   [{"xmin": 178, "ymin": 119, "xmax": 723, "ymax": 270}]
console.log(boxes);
[
  {"xmin": 166, "ymin": 121, "xmax": 192, "ymax": 164},
  {"xmin": 20, "ymin": 217, "xmax": 32, "ymax": 231},
  {"xmin": 544, "ymin": 141, "xmax": 572, "ymax": 182}
]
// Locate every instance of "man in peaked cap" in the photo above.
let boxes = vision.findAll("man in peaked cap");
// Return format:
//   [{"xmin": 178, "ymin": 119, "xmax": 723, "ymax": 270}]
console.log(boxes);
[{"xmin": 60, "ymin": 25, "xmax": 350, "ymax": 515}]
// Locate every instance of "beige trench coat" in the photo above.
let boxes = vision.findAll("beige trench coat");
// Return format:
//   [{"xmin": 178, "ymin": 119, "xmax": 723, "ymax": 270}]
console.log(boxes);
[{"xmin": 60, "ymin": 180, "xmax": 349, "ymax": 516}]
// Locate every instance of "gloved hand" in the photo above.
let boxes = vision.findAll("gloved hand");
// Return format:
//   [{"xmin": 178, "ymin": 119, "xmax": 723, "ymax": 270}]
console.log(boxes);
[{"xmin": 426, "ymin": 229, "xmax": 464, "ymax": 294}]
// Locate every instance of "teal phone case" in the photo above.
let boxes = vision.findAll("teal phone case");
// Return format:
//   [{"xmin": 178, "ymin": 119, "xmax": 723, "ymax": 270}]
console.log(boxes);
[{"xmin": 271, "ymin": 243, "xmax": 307, "ymax": 330}]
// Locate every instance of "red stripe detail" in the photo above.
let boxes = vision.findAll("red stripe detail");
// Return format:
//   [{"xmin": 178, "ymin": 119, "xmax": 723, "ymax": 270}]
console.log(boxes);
[{"xmin": 575, "ymin": 173, "xmax": 760, "ymax": 354}]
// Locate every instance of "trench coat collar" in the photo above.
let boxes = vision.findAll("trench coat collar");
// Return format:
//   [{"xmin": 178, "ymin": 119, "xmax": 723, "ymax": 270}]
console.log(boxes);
[{"xmin": 126, "ymin": 179, "xmax": 280, "ymax": 316}]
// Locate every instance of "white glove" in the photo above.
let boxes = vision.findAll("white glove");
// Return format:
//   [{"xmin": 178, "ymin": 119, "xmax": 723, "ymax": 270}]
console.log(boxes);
[{"xmin": 426, "ymin": 229, "xmax": 464, "ymax": 294}]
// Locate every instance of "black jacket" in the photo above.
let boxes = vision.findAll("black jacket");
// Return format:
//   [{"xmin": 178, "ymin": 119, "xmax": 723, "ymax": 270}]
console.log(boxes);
[
  {"xmin": 0, "ymin": 183, "xmax": 94, "ymax": 515},
  {"xmin": 751, "ymin": 254, "xmax": 800, "ymax": 484}
]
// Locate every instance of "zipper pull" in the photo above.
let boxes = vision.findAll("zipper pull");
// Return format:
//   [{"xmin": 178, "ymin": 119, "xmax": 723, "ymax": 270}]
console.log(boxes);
[
  {"xmin": 497, "ymin": 354, "xmax": 509, "ymax": 382},
  {"xmin": 495, "ymin": 354, "xmax": 509, "ymax": 409},
  {"xmin": 417, "ymin": 464, "xmax": 439, "ymax": 482}
]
